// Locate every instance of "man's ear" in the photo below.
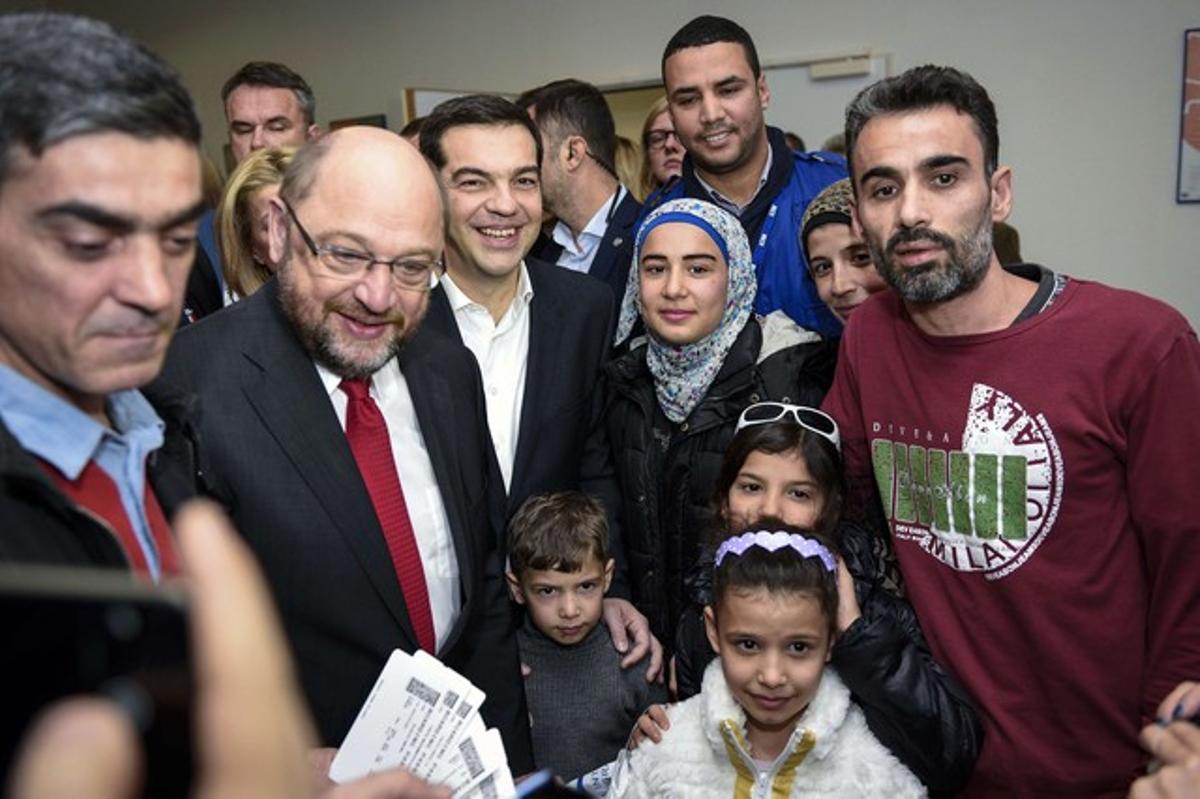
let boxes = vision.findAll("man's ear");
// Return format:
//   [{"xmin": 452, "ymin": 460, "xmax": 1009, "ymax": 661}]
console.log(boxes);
[
  {"xmin": 266, "ymin": 197, "xmax": 290, "ymax": 266},
  {"xmin": 757, "ymin": 73, "xmax": 770, "ymax": 112},
  {"xmin": 563, "ymin": 134, "xmax": 588, "ymax": 172},
  {"xmin": 703, "ymin": 605, "xmax": 720, "ymax": 655},
  {"xmin": 306, "ymin": 123, "xmax": 322, "ymax": 142},
  {"xmin": 990, "ymin": 165, "xmax": 1013, "ymax": 224},
  {"xmin": 505, "ymin": 571, "xmax": 526, "ymax": 605},
  {"xmin": 602, "ymin": 559, "xmax": 615, "ymax": 593}
]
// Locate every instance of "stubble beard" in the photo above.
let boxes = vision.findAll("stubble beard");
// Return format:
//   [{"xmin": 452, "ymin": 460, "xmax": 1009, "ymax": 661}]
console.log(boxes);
[
  {"xmin": 867, "ymin": 199, "xmax": 994, "ymax": 305},
  {"xmin": 692, "ymin": 112, "xmax": 765, "ymax": 178},
  {"xmin": 277, "ymin": 252, "xmax": 413, "ymax": 380}
]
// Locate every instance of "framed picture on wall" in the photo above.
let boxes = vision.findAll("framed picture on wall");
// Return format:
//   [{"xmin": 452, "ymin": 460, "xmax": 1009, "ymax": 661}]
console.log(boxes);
[
  {"xmin": 330, "ymin": 114, "xmax": 387, "ymax": 131},
  {"xmin": 1177, "ymin": 28, "xmax": 1200, "ymax": 203}
]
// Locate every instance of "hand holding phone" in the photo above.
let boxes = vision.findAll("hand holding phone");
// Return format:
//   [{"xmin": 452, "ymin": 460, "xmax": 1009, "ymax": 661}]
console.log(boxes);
[{"xmin": 6, "ymin": 501, "xmax": 316, "ymax": 799}]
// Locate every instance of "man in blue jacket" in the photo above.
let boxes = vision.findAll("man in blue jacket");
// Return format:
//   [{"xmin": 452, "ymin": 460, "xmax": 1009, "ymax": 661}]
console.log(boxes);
[{"xmin": 646, "ymin": 15, "xmax": 846, "ymax": 338}]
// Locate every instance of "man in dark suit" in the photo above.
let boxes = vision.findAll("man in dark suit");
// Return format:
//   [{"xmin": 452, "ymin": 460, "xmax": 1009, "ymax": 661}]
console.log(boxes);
[
  {"xmin": 417, "ymin": 95, "xmax": 661, "ymax": 677},
  {"xmin": 150, "ymin": 126, "xmax": 533, "ymax": 770},
  {"xmin": 517, "ymin": 79, "xmax": 641, "ymax": 321}
]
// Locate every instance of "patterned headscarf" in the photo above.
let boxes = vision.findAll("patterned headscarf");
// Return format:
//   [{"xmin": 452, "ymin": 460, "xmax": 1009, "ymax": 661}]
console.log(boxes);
[
  {"xmin": 799, "ymin": 177, "xmax": 853, "ymax": 261},
  {"xmin": 614, "ymin": 198, "xmax": 756, "ymax": 423}
]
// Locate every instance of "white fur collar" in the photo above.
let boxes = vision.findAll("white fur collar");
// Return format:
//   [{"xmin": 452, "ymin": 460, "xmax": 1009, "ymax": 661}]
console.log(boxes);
[{"xmin": 699, "ymin": 657, "xmax": 851, "ymax": 763}]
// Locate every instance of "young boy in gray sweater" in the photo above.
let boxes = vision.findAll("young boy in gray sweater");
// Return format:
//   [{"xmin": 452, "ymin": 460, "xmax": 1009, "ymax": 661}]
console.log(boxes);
[{"xmin": 506, "ymin": 492, "xmax": 667, "ymax": 781}]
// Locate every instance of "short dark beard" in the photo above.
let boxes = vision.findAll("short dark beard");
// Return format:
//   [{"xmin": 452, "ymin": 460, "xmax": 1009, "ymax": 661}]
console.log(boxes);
[
  {"xmin": 868, "ymin": 204, "xmax": 993, "ymax": 305},
  {"xmin": 277, "ymin": 253, "xmax": 407, "ymax": 380},
  {"xmin": 692, "ymin": 114, "xmax": 766, "ymax": 178}
]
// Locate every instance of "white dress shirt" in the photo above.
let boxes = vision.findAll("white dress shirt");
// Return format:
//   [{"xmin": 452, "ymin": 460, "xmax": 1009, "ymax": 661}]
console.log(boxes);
[
  {"xmin": 439, "ymin": 265, "xmax": 533, "ymax": 491},
  {"xmin": 315, "ymin": 358, "xmax": 461, "ymax": 651},
  {"xmin": 551, "ymin": 186, "xmax": 627, "ymax": 274}
]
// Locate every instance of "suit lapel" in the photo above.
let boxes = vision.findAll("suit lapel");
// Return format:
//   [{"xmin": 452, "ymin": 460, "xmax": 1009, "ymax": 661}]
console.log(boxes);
[
  {"xmin": 239, "ymin": 287, "xmax": 419, "ymax": 650},
  {"xmin": 510, "ymin": 263, "xmax": 563, "ymax": 506},
  {"xmin": 588, "ymin": 191, "xmax": 640, "ymax": 286},
  {"xmin": 424, "ymin": 286, "xmax": 464, "ymax": 345}
]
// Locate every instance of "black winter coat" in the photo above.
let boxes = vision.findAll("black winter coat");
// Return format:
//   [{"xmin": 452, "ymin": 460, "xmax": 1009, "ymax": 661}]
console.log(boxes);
[
  {"xmin": 604, "ymin": 318, "xmax": 836, "ymax": 644},
  {"xmin": 673, "ymin": 518, "xmax": 983, "ymax": 795},
  {"xmin": 0, "ymin": 388, "xmax": 202, "ymax": 567}
]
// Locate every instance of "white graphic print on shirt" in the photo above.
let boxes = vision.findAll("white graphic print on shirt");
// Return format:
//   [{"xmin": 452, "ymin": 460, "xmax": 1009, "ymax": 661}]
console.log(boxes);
[{"xmin": 869, "ymin": 382, "xmax": 1065, "ymax": 580}]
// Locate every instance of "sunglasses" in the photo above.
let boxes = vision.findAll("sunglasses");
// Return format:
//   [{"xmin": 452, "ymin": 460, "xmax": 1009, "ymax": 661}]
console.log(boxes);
[{"xmin": 735, "ymin": 402, "xmax": 841, "ymax": 451}]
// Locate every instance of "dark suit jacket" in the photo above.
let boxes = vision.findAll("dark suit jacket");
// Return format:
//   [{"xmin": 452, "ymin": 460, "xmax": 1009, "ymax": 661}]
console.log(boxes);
[
  {"xmin": 530, "ymin": 190, "xmax": 641, "ymax": 321},
  {"xmin": 424, "ymin": 258, "xmax": 629, "ymax": 595},
  {"xmin": 148, "ymin": 280, "xmax": 533, "ymax": 770}
]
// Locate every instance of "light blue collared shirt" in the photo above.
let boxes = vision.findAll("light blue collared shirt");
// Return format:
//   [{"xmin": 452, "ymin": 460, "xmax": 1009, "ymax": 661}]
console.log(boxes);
[
  {"xmin": 695, "ymin": 144, "xmax": 774, "ymax": 217},
  {"xmin": 0, "ymin": 365, "xmax": 167, "ymax": 579}
]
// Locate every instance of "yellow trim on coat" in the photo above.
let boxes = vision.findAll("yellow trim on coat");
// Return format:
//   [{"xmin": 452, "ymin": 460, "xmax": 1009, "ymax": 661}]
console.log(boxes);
[
  {"xmin": 719, "ymin": 720, "xmax": 757, "ymax": 799},
  {"xmin": 770, "ymin": 729, "xmax": 815, "ymax": 798}
]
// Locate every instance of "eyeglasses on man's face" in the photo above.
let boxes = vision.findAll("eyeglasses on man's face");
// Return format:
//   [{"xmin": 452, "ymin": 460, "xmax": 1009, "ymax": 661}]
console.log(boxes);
[{"xmin": 282, "ymin": 199, "xmax": 440, "ymax": 292}]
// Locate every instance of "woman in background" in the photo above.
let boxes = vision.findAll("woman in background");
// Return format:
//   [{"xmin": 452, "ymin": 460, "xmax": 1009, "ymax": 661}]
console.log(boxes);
[
  {"xmin": 215, "ymin": 146, "xmax": 296, "ymax": 302},
  {"xmin": 638, "ymin": 97, "xmax": 684, "ymax": 200}
]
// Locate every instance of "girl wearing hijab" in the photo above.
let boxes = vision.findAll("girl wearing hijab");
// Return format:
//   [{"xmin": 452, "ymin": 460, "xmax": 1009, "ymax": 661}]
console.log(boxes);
[{"xmin": 605, "ymin": 198, "xmax": 836, "ymax": 646}]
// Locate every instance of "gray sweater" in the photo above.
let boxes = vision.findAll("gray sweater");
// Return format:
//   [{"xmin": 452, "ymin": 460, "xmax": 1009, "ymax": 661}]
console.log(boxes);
[{"xmin": 518, "ymin": 615, "xmax": 668, "ymax": 780}]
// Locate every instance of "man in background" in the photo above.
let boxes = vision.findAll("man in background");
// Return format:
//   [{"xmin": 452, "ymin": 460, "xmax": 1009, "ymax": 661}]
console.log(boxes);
[
  {"xmin": 222, "ymin": 61, "xmax": 321, "ymax": 165},
  {"xmin": 518, "ymin": 79, "xmax": 641, "ymax": 319},
  {"xmin": 649, "ymin": 15, "xmax": 845, "ymax": 337}
]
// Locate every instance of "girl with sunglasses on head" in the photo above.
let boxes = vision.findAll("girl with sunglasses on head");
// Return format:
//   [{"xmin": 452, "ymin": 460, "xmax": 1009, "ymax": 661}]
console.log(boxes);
[
  {"xmin": 654, "ymin": 402, "xmax": 981, "ymax": 795},
  {"xmin": 609, "ymin": 519, "xmax": 925, "ymax": 798},
  {"xmin": 605, "ymin": 198, "xmax": 837, "ymax": 651}
]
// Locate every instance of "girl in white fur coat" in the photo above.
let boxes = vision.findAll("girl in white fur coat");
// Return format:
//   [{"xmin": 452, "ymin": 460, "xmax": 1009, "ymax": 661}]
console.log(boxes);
[{"xmin": 609, "ymin": 522, "xmax": 925, "ymax": 798}]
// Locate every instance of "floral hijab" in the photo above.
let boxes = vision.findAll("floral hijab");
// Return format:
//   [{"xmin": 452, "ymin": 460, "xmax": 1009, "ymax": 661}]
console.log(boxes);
[{"xmin": 614, "ymin": 198, "xmax": 757, "ymax": 423}]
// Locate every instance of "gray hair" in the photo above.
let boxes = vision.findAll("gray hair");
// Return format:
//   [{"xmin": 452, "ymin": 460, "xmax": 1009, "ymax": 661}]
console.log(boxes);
[{"xmin": 0, "ymin": 13, "xmax": 200, "ymax": 186}]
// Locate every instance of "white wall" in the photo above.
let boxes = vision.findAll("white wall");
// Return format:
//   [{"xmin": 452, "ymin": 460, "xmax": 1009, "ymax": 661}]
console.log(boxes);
[{"xmin": 39, "ymin": 0, "xmax": 1200, "ymax": 324}]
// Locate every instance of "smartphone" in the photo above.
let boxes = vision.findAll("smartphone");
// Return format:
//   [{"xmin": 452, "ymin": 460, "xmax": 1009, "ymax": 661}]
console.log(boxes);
[{"xmin": 0, "ymin": 565, "xmax": 193, "ymax": 798}]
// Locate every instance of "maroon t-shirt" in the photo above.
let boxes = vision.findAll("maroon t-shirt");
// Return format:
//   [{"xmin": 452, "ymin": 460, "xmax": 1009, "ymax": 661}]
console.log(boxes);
[{"xmin": 824, "ymin": 277, "xmax": 1200, "ymax": 797}]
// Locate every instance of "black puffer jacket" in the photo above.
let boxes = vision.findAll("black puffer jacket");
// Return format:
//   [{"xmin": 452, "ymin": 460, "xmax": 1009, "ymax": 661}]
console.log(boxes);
[
  {"xmin": 674, "ymin": 518, "xmax": 983, "ymax": 795},
  {"xmin": 604, "ymin": 317, "xmax": 836, "ymax": 644}
]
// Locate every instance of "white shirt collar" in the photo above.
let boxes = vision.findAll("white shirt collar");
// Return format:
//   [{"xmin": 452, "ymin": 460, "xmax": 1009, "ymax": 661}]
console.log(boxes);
[
  {"xmin": 551, "ymin": 185, "xmax": 626, "ymax": 257},
  {"xmin": 313, "ymin": 353, "xmax": 404, "ymax": 399},
  {"xmin": 440, "ymin": 261, "xmax": 534, "ymax": 317}
]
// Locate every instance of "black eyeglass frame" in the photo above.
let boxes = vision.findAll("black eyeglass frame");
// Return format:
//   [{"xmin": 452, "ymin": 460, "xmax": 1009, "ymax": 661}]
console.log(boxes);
[
  {"xmin": 644, "ymin": 129, "xmax": 681, "ymax": 151},
  {"xmin": 282, "ymin": 199, "xmax": 440, "ymax": 292}
]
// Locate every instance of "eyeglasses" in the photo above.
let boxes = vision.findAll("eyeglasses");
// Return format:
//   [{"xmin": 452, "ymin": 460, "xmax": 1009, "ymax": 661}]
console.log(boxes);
[
  {"xmin": 645, "ymin": 129, "xmax": 680, "ymax": 151},
  {"xmin": 735, "ymin": 402, "xmax": 841, "ymax": 451},
  {"xmin": 283, "ymin": 200, "xmax": 440, "ymax": 292}
]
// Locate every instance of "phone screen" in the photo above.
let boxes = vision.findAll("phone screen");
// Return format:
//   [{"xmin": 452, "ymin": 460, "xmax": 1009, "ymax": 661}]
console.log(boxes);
[{"xmin": 0, "ymin": 566, "xmax": 193, "ymax": 797}]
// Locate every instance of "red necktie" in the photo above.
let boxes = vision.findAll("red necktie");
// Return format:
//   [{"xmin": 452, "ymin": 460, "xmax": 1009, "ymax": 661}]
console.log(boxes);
[{"xmin": 340, "ymin": 377, "xmax": 436, "ymax": 653}]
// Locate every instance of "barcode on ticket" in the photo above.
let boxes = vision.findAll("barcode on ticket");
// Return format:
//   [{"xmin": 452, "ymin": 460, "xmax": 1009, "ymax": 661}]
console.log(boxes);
[
  {"xmin": 405, "ymin": 677, "xmax": 440, "ymax": 706},
  {"xmin": 477, "ymin": 774, "xmax": 499, "ymax": 799},
  {"xmin": 458, "ymin": 738, "xmax": 485, "ymax": 778}
]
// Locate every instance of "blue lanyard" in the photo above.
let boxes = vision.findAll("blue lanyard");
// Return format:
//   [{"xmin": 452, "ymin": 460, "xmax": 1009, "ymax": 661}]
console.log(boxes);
[{"xmin": 752, "ymin": 202, "xmax": 780, "ymax": 283}]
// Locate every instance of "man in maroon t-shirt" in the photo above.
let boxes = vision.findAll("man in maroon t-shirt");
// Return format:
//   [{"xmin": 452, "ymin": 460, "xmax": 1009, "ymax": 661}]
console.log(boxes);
[{"xmin": 824, "ymin": 65, "xmax": 1200, "ymax": 797}]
